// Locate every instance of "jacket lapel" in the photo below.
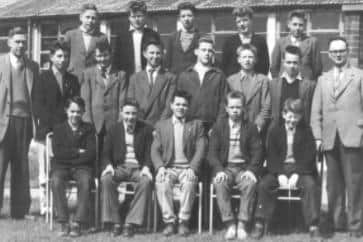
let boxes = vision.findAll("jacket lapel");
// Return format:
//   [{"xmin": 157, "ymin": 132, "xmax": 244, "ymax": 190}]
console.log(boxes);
[
  {"xmin": 25, "ymin": 58, "xmax": 34, "ymax": 96},
  {"xmin": 335, "ymin": 67, "xmax": 355, "ymax": 100},
  {"xmin": 76, "ymin": 29, "xmax": 87, "ymax": 56},
  {"xmin": 148, "ymin": 69, "xmax": 167, "ymax": 103},
  {"xmin": 104, "ymin": 68, "xmax": 119, "ymax": 93},
  {"xmin": 95, "ymin": 67, "xmax": 106, "ymax": 90},
  {"xmin": 2, "ymin": 55, "xmax": 11, "ymax": 91},
  {"xmin": 245, "ymin": 74, "xmax": 262, "ymax": 104}
]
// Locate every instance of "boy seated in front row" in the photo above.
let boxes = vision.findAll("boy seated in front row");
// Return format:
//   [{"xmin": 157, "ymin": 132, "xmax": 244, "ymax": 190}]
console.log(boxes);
[
  {"xmin": 251, "ymin": 98, "xmax": 320, "ymax": 239},
  {"xmin": 151, "ymin": 90, "xmax": 206, "ymax": 236},
  {"xmin": 208, "ymin": 91, "xmax": 264, "ymax": 240}
]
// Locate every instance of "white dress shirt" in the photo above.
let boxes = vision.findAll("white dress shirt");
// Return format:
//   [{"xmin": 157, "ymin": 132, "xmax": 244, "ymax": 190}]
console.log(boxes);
[{"xmin": 130, "ymin": 25, "xmax": 144, "ymax": 73}]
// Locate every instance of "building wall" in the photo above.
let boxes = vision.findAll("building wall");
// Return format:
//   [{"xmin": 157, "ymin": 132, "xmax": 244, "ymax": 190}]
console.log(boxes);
[{"xmin": 0, "ymin": 6, "xmax": 352, "ymax": 73}]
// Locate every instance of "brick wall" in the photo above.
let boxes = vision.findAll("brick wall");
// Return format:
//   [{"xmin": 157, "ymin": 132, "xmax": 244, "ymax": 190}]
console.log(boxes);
[{"xmin": 344, "ymin": 12, "xmax": 360, "ymax": 66}]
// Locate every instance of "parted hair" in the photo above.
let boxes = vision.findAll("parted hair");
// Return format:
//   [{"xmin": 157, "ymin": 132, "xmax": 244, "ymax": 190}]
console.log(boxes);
[
  {"xmin": 232, "ymin": 6, "xmax": 254, "ymax": 19},
  {"xmin": 8, "ymin": 26, "xmax": 26, "ymax": 38},
  {"xmin": 128, "ymin": 0, "xmax": 147, "ymax": 14}
]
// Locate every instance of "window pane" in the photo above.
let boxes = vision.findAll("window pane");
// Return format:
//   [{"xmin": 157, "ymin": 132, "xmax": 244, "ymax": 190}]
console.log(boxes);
[
  {"xmin": 59, "ymin": 19, "xmax": 80, "ymax": 34},
  {"xmin": 0, "ymin": 39, "xmax": 9, "ymax": 53},
  {"xmin": 109, "ymin": 16, "xmax": 129, "ymax": 35},
  {"xmin": 311, "ymin": 32, "xmax": 338, "ymax": 52},
  {"xmin": 253, "ymin": 14, "xmax": 268, "ymax": 33},
  {"xmin": 153, "ymin": 14, "xmax": 176, "ymax": 34},
  {"xmin": 195, "ymin": 13, "xmax": 211, "ymax": 33},
  {"xmin": 41, "ymin": 37, "xmax": 57, "ymax": 51},
  {"xmin": 311, "ymin": 10, "xmax": 340, "ymax": 29},
  {"xmin": 42, "ymin": 22, "xmax": 58, "ymax": 36},
  {"xmin": 215, "ymin": 11, "xmax": 234, "ymax": 31},
  {"xmin": 215, "ymin": 33, "xmax": 232, "ymax": 52},
  {"xmin": 40, "ymin": 52, "xmax": 51, "ymax": 70}
]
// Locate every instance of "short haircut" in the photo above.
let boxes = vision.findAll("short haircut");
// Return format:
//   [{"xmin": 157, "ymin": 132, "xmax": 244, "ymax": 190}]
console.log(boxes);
[
  {"xmin": 225, "ymin": 91, "xmax": 246, "ymax": 106},
  {"xmin": 236, "ymin": 44, "xmax": 257, "ymax": 58},
  {"xmin": 94, "ymin": 41, "xmax": 112, "ymax": 53},
  {"xmin": 81, "ymin": 3, "xmax": 98, "ymax": 13},
  {"xmin": 8, "ymin": 26, "xmax": 26, "ymax": 38},
  {"xmin": 288, "ymin": 10, "xmax": 306, "ymax": 22},
  {"xmin": 232, "ymin": 6, "xmax": 254, "ymax": 19},
  {"xmin": 196, "ymin": 35, "xmax": 214, "ymax": 49},
  {"xmin": 122, "ymin": 98, "xmax": 140, "ymax": 110},
  {"xmin": 50, "ymin": 40, "xmax": 70, "ymax": 55},
  {"xmin": 171, "ymin": 90, "xmax": 192, "ymax": 104},
  {"xmin": 283, "ymin": 45, "xmax": 302, "ymax": 59},
  {"xmin": 128, "ymin": 0, "xmax": 147, "ymax": 14},
  {"xmin": 177, "ymin": 2, "xmax": 196, "ymax": 15},
  {"xmin": 65, "ymin": 96, "xmax": 86, "ymax": 110},
  {"xmin": 282, "ymin": 98, "xmax": 304, "ymax": 114},
  {"xmin": 328, "ymin": 36, "xmax": 349, "ymax": 49},
  {"xmin": 142, "ymin": 39, "xmax": 163, "ymax": 52}
]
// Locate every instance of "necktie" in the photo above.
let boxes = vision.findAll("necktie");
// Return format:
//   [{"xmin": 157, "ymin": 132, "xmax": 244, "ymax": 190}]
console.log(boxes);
[
  {"xmin": 334, "ymin": 68, "xmax": 342, "ymax": 97},
  {"xmin": 148, "ymin": 69, "xmax": 155, "ymax": 94}
]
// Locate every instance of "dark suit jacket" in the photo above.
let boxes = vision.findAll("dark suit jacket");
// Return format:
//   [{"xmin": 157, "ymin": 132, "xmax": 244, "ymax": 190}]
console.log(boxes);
[
  {"xmin": 222, "ymin": 33, "xmax": 270, "ymax": 76},
  {"xmin": 112, "ymin": 27, "xmax": 161, "ymax": 78},
  {"xmin": 208, "ymin": 118, "xmax": 263, "ymax": 177},
  {"xmin": 102, "ymin": 121, "xmax": 153, "ymax": 170},
  {"xmin": 164, "ymin": 30, "xmax": 200, "ymax": 74},
  {"xmin": 270, "ymin": 35, "xmax": 322, "ymax": 81},
  {"xmin": 177, "ymin": 66, "xmax": 228, "ymax": 127},
  {"xmin": 270, "ymin": 77, "xmax": 315, "ymax": 126},
  {"xmin": 52, "ymin": 121, "xmax": 96, "ymax": 170},
  {"xmin": 227, "ymin": 72, "xmax": 271, "ymax": 130},
  {"xmin": 81, "ymin": 65, "xmax": 127, "ymax": 133},
  {"xmin": 266, "ymin": 123, "xmax": 317, "ymax": 175},
  {"xmin": 33, "ymin": 69, "xmax": 80, "ymax": 140},
  {"xmin": 64, "ymin": 28, "xmax": 108, "ymax": 80},
  {"xmin": 151, "ymin": 118, "xmax": 206, "ymax": 173},
  {"xmin": 0, "ymin": 54, "xmax": 39, "ymax": 143},
  {"xmin": 127, "ymin": 69, "xmax": 176, "ymax": 126}
]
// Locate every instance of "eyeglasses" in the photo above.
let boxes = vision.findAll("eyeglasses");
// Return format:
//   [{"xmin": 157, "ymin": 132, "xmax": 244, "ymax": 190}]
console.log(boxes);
[{"xmin": 329, "ymin": 49, "xmax": 347, "ymax": 55}]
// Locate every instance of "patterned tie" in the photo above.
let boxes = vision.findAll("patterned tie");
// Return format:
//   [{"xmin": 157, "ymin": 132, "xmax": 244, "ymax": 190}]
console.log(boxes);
[
  {"xmin": 334, "ymin": 68, "xmax": 342, "ymax": 97},
  {"xmin": 148, "ymin": 68, "xmax": 155, "ymax": 95}
]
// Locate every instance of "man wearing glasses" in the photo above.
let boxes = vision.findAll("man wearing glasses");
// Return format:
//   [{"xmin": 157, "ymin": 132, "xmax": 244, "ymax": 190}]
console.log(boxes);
[{"xmin": 311, "ymin": 37, "xmax": 363, "ymax": 238}]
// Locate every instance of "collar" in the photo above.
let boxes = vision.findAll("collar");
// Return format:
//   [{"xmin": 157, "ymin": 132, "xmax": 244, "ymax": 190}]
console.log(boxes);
[
  {"xmin": 146, "ymin": 65, "xmax": 161, "ymax": 73},
  {"xmin": 239, "ymin": 33, "xmax": 252, "ymax": 41},
  {"xmin": 129, "ymin": 25, "xmax": 145, "ymax": 33},
  {"xmin": 240, "ymin": 70, "xmax": 255, "ymax": 79},
  {"xmin": 98, "ymin": 64, "xmax": 111, "ymax": 74},
  {"xmin": 194, "ymin": 62, "xmax": 211, "ymax": 72},
  {"xmin": 123, "ymin": 120, "xmax": 136, "ymax": 134},
  {"xmin": 180, "ymin": 25, "xmax": 196, "ymax": 34},
  {"xmin": 228, "ymin": 119, "xmax": 241, "ymax": 129},
  {"xmin": 52, "ymin": 65, "xmax": 65, "ymax": 77},
  {"xmin": 281, "ymin": 72, "xmax": 302, "ymax": 84},
  {"xmin": 334, "ymin": 63, "xmax": 348, "ymax": 74},
  {"xmin": 285, "ymin": 124, "xmax": 296, "ymax": 134},
  {"xmin": 80, "ymin": 26, "xmax": 95, "ymax": 35},
  {"xmin": 172, "ymin": 115, "xmax": 185, "ymax": 125},
  {"xmin": 289, "ymin": 33, "xmax": 306, "ymax": 43},
  {"xmin": 9, "ymin": 52, "xmax": 24, "ymax": 65}
]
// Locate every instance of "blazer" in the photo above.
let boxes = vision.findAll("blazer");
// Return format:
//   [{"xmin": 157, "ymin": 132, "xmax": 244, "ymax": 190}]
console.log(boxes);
[
  {"xmin": 151, "ymin": 118, "xmax": 206, "ymax": 173},
  {"xmin": 311, "ymin": 66, "xmax": 363, "ymax": 150},
  {"xmin": 112, "ymin": 27, "xmax": 161, "ymax": 78},
  {"xmin": 266, "ymin": 123, "xmax": 316, "ymax": 175},
  {"xmin": 270, "ymin": 35, "xmax": 323, "ymax": 81},
  {"xmin": 222, "ymin": 33, "xmax": 270, "ymax": 76},
  {"xmin": 33, "ymin": 69, "xmax": 80, "ymax": 140},
  {"xmin": 270, "ymin": 77, "xmax": 315, "ymax": 126},
  {"xmin": 102, "ymin": 120, "xmax": 153, "ymax": 170},
  {"xmin": 81, "ymin": 65, "xmax": 127, "ymax": 134},
  {"xmin": 208, "ymin": 118, "xmax": 263, "ymax": 177},
  {"xmin": 52, "ymin": 121, "xmax": 96, "ymax": 170},
  {"xmin": 164, "ymin": 30, "xmax": 200, "ymax": 74},
  {"xmin": 0, "ymin": 54, "xmax": 39, "ymax": 142},
  {"xmin": 64, "ymin": 28, "xmax": 108, "ymax": 80},
  {"xmin": 127, "ymin": 68, "xmax": 176, "ymax": 126},
  {"xmin": 227, "ymin": 72, "xmax": 271, "ymax": 131},
  {"xmin": 177, "ymin": 66, "xmax": 228, "ymax": 127}
]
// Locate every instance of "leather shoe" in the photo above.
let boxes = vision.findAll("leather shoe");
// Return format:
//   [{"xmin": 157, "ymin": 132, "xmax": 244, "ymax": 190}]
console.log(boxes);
[
  {"xmin": 123, "ymin": 223, "xmax": 135, "ymax": 237},
  {"xmin": 69, "ymin": 222, "xmax": 81, "ymax": 237},
  {"xmin": 178, "ymin": 221, "xmax": 190, "ymax": 237},
  {"xmin": 58, "ymin": 223, "xmax": 69, "ymax": 237},
  {"xmin": 112, "ymin": 224, "xmax": 122, "ymax": 237},
  {"xmin": 251, "ymin": 222, "xmax": 264, "ymax": 240},
  {"xmin": 349, "ymin": 230, "xmax": 363, "ymax": 238},
  {"xmin": 163, "ymin": 223, "xmax": 175, "ymax": 236}
]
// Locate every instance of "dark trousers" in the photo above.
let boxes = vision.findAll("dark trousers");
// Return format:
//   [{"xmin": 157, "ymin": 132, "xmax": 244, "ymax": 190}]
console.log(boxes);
[
  {"xmin": 101, "ymin": 165, "xmax": 152, "ymax": 225},
  {"xmin": 255, "ymin": 173, "xmax": 320, "ymax": 227},
  {"xmin": 214, "ymin": 165, "xmax": 256, "ymax": 223},
  {"xmin": 51, "ymin": 167, "xmax": 92, "ymax": 223},
  {"xmin": 0, "ymin": 117, "xmax": 31, "ymax": 218},
  {"xmin": 325, "ymin": 134, "xmax": 363, "ymax": 231}
]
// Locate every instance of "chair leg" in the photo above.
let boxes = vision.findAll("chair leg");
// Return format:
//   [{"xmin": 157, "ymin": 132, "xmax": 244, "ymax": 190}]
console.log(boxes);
[
  {"xmin": 153, "ymin": 191, "xmax": 158, "ymax": 233},
  {"xmin": 146, "ymin": 191, "xmax": 153, "ymax": 232},
  {"xmin": 198, "ymin": 182, "xmax": 202, "ymax": 234},
  {"xmin": 209, "ymin": 183, "xmax": 213, "ymax": 235},
  {"xmin": 50, "ymin": 190, "xmax": 53, "ymax": 230}
]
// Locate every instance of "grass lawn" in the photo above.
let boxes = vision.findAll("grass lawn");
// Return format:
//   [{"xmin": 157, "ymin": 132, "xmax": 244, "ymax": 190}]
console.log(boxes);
[{"xmin": 0, "ymin": 198, "xmax": 361, "ymax": 242}]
